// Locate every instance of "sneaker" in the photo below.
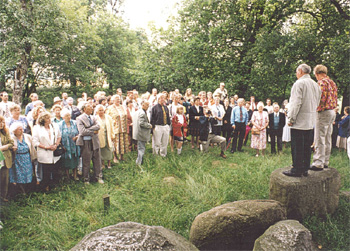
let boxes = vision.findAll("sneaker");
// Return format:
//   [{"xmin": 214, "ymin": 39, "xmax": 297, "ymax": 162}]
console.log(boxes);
[
  {"xmin": 107, "ymin": 166, "xmax": 112, "ymax": 169},
  {"xmin": 84, "ymin": 181, "xmax": 90, "ymax": 185},
  {"xmin": 98, "ymin": 179, "xmax": 104, "ymax": 184}
]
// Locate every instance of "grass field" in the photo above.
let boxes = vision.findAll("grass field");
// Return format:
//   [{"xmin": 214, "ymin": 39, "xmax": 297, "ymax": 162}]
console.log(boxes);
[{"xmin": 0, "ymin": 142, "xmax": 349, "ymax": 250}]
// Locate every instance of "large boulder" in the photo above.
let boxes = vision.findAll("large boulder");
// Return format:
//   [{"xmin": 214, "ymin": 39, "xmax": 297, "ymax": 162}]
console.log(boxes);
[
  {"xmin": 270, "ymin": 167, "xmax": 341, "ymax": 220},
  {"xmin": 253, "ymin": 220, "xmax": 317, "ymax": 251},
  {"xmin": 189, "ymin": 200, "xmax": 286, "ymax": 250},
  {"xmin": 71, "ymin": 222, "xmax": 198, "ymax": 251}
]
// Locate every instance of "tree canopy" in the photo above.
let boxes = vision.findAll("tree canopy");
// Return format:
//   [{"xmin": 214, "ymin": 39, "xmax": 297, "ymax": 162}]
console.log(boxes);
[{"xmin": 1, "ymin": 0, "xmax": 349, "ymax": 106}]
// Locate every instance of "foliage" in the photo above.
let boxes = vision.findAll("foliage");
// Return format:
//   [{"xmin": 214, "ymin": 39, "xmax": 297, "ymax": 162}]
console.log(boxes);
[{"xmin": 0, "ymin": 144, "xmax": 349, "ymax": 250}]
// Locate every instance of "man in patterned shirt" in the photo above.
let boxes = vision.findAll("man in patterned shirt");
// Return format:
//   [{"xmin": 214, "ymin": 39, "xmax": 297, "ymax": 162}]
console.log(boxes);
[{"xmin": 310, "ymin": 64, "xmax": 337, "ymax": 171}]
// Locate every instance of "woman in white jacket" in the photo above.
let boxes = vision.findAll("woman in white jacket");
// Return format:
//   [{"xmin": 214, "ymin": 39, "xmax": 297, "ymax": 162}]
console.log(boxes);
[{"xmin": 32, "ymin": 112, "xmax": 61, "ymax": 191}]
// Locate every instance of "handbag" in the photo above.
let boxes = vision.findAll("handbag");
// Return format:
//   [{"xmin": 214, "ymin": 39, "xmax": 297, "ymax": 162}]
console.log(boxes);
[
  {"xmin": 251, "ymin": 127, "xmax": 260, "ymax": 135},
  {"xmin": 52, "ymin": 123, "xmax": 66, "ymax": 157}
]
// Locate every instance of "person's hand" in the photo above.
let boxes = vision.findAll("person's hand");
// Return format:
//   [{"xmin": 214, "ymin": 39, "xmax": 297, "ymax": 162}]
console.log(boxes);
[
  {"xmin": 224, "ymin": 120, "xmax": 227, "ymax": 124},
  {"xmin": 195, "ymin": 116, "xmax": 199, "ymax": 120},
  {"xmin": 288, "ymin": 122, "xmax": 293, "ymax": 126},
  {"xmin": 94, "ymin": 130, "xmax": 99, "ymax": 134},
  {"xmin": 72, "ymin": 136, "xmax": 78, "ymax": 141},
  {"xmin": 232, "ymin": 125, "xmax": 236, "ymax": 129}
]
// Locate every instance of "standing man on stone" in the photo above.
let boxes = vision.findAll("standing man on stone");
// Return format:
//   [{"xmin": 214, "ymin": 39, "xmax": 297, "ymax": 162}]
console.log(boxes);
[
  {"xmin": 133, "ymin": 101, "xmax": 152, "ymax": 165},
  {"xmin": 150, "ymin": 94, "xmax": 170, "ymax": 157},
  {"xmin": 269, "ymin": 103, "xmax": 286, "ymax": 154},
  {"xmin": 76, "ymin": 103, "xmax": 103, "ymax": 184},
  {"xmin": 230, "ymin": 98, "xmax": 248, "ymax": 153},
  {"xmin": 283, "ymin": 63, "xmax": 321, "ymax": 177},
  {"xmin": 310, "ymin": 65, "xmax": 337, "ymax": 171}
]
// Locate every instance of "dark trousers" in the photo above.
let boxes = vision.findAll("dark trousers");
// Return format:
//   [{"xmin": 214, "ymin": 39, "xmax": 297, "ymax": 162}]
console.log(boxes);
[
  {"xmin": 0, "ymin": 166, "xmax": 9, "ymax": 200},
  {"xmin": 81, "ymin": 140, "xmax": 102, "ymax": 182},
  {"xmin": 232, "ymin": 122, "xmax": 245, "ymax": 151},
  {"xmin": 41, "ymin": 162, "xmax": 60, "ymax": 190},
  {"xmin": 270, "ymin": 129, "xmax": 282, "ymax": 153},
  {"xmin": 291, "ymin": 129, "xmax": 313, "ymax": 173}
]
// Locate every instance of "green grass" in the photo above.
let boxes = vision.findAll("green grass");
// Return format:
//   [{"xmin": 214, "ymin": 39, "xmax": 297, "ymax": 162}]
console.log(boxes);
[{"xmin": 0, "ymin": 142, "xmax": 349, "ymax": 250}]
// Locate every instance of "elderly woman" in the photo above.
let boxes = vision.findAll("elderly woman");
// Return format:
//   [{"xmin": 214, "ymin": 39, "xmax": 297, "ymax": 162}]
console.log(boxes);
[
  {"xmin": 251, "ymin": 102, "xmax": 269, "ymax": 157},
  {"xmin": 106, "ymin": 95, "xmax": 129, "ymax": 162},
  {"xmin": 29, "ymin": 106, "xmax": 45, "ymax": 131},
  {"xmin": 9, "ymin": 122, "xmax": 36, "ymax": 194},
  {"xmin": 59, "ymin": 109, "xmax": 80, "ymax": 180},
  {"xmin": 6, "ymin": 104, "xmax": 31, "ymax": 134},
  {"xmin": 184, "ymin": 88, "xmax": 194, "ymax": 102},
  {"xmin": 95, "ymin": 104, "xmax": 114, "ymax": 169},
  {"xmin": 0, "ymin": 115, "xmax": 14, "ymax": 202},
  {"xmin": 51, "ymin": 104, "xmax": 63, "ymax": 124},
  {"xmin": 32, "ymin": 112, "xmax": 61, "ymax": 191}
]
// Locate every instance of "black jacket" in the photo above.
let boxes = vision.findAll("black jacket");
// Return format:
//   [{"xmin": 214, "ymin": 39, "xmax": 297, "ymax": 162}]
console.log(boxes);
[{"xmin": 268, "ymin": 112, "xmax": 286, "ymax": 136}]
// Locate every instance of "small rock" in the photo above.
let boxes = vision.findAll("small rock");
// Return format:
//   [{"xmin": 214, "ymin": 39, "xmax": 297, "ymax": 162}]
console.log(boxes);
[{"xmin": 163, "ymin": 176, "xmax": 176, "ymax": 185}]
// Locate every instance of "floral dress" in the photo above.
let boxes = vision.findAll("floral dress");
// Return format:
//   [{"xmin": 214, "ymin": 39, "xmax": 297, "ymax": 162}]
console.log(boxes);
[
  {"xmin": 251, "ymin": 111, "xmax": 269, "ymax": 150},
  {"xmin": 59, "ymin": 120, "xmax": 80, "ymax": 169},
  {"xmin": 9, "ymin": 138, "xmax": 32, "ymax": 184},
  {"xmin": 106, "ymin": 105, "xmax": 129, "ymax": 155}
]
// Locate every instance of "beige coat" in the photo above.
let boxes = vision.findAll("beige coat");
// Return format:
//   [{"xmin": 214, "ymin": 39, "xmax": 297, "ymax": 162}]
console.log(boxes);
[
  {"xmin": 0, "ymin": 130, "xmax": 14, "ymax": 168},
  {"xmin": 12, "ymin": 133, "xmax": 37, "ymax": 162},
  {"xmin": 96, "ymin": 114, "xmax": 115, "ymax": 149},
  {"xmin": 288, "ymin": 74, "xmax": 321, "ymax": 130}
]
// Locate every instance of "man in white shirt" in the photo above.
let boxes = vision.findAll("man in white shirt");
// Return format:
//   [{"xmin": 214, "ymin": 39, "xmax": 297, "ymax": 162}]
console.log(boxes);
[{"xmin": 0, "ymin": 92, "xmax": 14, "ymax": 119}]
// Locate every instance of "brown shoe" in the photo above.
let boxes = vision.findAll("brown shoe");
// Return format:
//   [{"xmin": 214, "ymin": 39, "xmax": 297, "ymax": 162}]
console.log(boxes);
[{"xmin": 220, "ymin": 153, "xmax": 227, "ymax": 159}]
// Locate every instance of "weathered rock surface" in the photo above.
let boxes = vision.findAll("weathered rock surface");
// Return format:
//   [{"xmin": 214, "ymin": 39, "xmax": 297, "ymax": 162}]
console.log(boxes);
[
  {"xmin": 71, "ymin": 222, "xmax": 198, "ymax": 251},
  {"xmin": 189, "ymin": 200, "xmax": 286, "ymax": 250},
  {"xmin": 340, "ymin": 190, "xmax": 350, "ymax": 202},
  {"xmin": 270, "ymin": 167, "xmax": 341, "ymax": 220},
  {"xmin": 253, "ymin": 220, "xmax": 317, "ymax": 251}
]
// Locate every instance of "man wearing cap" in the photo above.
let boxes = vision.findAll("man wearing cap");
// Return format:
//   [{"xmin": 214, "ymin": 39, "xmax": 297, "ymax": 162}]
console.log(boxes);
[
  {"xmin": 53, "ymin": 97, "xmax": 62, "ymax": 106},
  {"xmin": 213, "ymin": 82, "xmax": 228, "ymax": 101}
]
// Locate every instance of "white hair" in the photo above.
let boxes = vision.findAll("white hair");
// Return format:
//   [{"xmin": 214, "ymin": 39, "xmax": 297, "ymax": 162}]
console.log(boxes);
[
  {"xmin": 257, "ymin": 101, "xmax": 264, "ymax": 109},
  {"xmin": 10, "ymin": 122, "xmax": 24, "ymax": 134},
  {"xmin": 297, "ymin": 64, "xmax": 311, "ymax": 74},
  {"xmin": 60, "ymin": 108, "xmax": 71, "ymax": 118},
  {"xmin": 94, "ymin": 104, "xmax": 106, "ymax": 115},
  {"xmin": 111, "ymin": 94, "xmax": 120, "ymax": 101}
]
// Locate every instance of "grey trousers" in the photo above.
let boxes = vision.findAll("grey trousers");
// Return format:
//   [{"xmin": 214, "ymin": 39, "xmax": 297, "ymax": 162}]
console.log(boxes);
[
  {"xmin": 153, "ymin": 125, "xmax": 170, "ymax": 157},
  {"xmin": 81, "ymin": 140, "xmax": 102, "ymax": 182},
  {"xmin": 136, "ymin": 141, "xmax": 146, "ymax": 165},
  {"xmin": 202, "ymin": 133, "xmax": 226, "ymax": 152},
  {"xmin": 312, "ymin": 110, "xmax": 336, "ymax": 168}
]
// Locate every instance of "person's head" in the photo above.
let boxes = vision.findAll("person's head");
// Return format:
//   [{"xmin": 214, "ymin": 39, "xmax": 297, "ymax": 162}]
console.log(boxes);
[
  {"xmin": 111, "ymin": 95, "xmax": 121, "ymax": 106},
  {"xmin": 194, "ymin": 97, "xmax": 200, "ymax": 106},
  {"xmin": 67, "ymin": 97, "xmax": 74, "ymax": 106},
  {"xmin": 250, "ymin": 96, "xmax": 255, "ymax": 101},
  {"xmin": 158, "ymin": 94, "xmax": 166, "ymax": 105},
  {"xmin": 117, "ymin": 88, "xmax": 123, "ymax": 96},
  {"xmin": 220, "ymin": 82, "xmax": 225, "ymax": 90},
  {"xmin": 127, "ymin": 91, "xmax": 134, "ymax": 100},
  {"xmin": 62, "ymin": 93, "xmax": 68, "ymax": 99},
  {"xmin": 32, "ymin": 106, "xmax": 45, "ymax": 120},
  {"xmin": 334, "ymin": 107, "xmax": 339, "ymax": 113},
  {"xmin": 313, "ymin": 64, "xmax": 328, "ymax": 81},
  {"xmin": 10, "ymin": 122, "xmax": 24, "ymax": 137},
  {"xmin": 296, "ymin": 63, "xmax": 311, "ymax": 79},
  {"xmin": 173, "ymin": 94, "xmax": 180, "ymax": 104},
  {"xmin": 237, "ymin": 98, "xmax": 244, "ymax": 107},
  {"xmin": 141, "ymin": 100, "xmax": 150, "ymax": 111},
  {"xmin": 82, "ymin": 103, "xmax": 93, "ymax": 115},
  {"xmin": 10, "ymin": 104, "xmax": 21, "ymax": 117},
  {"xmin": 61, "ymin": 108, "xmax": 71, "ymax": 122},
  {"xmin": 52, "ymin": 104, "xmax": 62, "ymax": 118},
  {"xmin": 207, "ymin": 92, "xmax": 213, "ymax": 99},
  {"xmin": 53, "ymin": 97, "xmax": 62, "ymax": 105},
  {"xmin": 95, "ymin": 104, "xmax": 106, "ymax": 117},
  {"xmin": 176, "ymin": 105, "xmax": 184, "ymax": 115},
  {"xmin": 234, "ymin": 94, "xmax": 238, "ymax": 100},
  {"xmin": 1, "ymin": 92, "xmax": 9, "ymax": 102},
  {"xmin": 30, "ymin": 93, "xmax": 38, "ymax": 102},
  {"xmin": 152, "ymin": 88, "xmax": 157, "ymax": 96},
  {"xmin": 38, "ymin": 112, "xmax": 51, "ymax": 126},
  {"xmin": 0, "ymin": 115, "xmax": 8, "ymax": 134},
  {"xmin": 133, "ymin": 90, "xmax": 139, "ymax": 99},
  {"xmin": 126, "ymin": 100, "xmax": 133, "ymax": 108},
  {"xmin": 174, "ymin": 89, "xmax": 180, "ymax": 94},
  {"xmin": 273, "ymin": 103, "xmax": 280, "ymax": 113},
  {"xmin": 33, "ymin": 100, "xmax": 44, "ymax": 108},
  {"xmin": 98, "ymin": 97, "xmax": 107, "ymax": 106},
  {"xmin": 245, "ymin": 102, "xmax": 250, "ymax": 109},
  {"xmin": 186, "ymin": 88, "xmax": 192, "ymax": 96},
  {"xmin": 344, "ymin": 106, "xmax": 350, "ymax": 115},
  {"xmin": 257, "ymin": 101, "xmax": 264, "ymax": 111},
  {"xmin": 214, "ymin": 97, "xmax": 220, "ymax": 105},
  {"xmin": 224, "ymin": 98, "xmax": 229, "ymax": 107},
  {"xmin": 266, "ymin": 98, "xmax": 271, "ymax": 106}
]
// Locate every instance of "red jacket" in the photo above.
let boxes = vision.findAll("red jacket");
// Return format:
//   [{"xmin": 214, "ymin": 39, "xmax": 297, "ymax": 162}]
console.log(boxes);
[{"xmin": 172, "ymin": 114, "xmax": 188, "ymax": 137}]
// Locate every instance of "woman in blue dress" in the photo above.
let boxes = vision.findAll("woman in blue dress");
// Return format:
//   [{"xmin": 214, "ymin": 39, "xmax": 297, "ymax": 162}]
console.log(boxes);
[
  {"xmin": 9, "ymin": 122, "xmax": 36, "ymax": 194},
  {"xmin": 6, "ymin": 104, "xmax": 31, "ymax": 134},
  {"xmin": 59, "ymin": 109, "xmax": 80, "ymax": 181}
]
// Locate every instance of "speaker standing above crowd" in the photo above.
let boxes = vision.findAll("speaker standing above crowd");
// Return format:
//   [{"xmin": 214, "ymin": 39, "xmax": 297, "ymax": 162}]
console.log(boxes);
[{"xmin": 0, "ymin": 63, "xmax": 348, "ymax": 202}]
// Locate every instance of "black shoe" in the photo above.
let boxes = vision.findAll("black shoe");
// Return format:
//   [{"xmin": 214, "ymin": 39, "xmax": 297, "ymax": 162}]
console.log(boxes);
[
  {"xmin": 283, "ymin": 170, "xmax": 307, "ymax": 177},
  {"xmin": 230, "ymin": 149, "xmax": 234, "ymax": 153},
  {"xmin": 238, "ymin": 149, "xmax": 244, "ymax": 152},
  {"xmin": 324, "ymin": 165, "xmax": 329, "ymax": 169},
  {"xmin": 310, "ymin": 166, "xmax": 324, "ymax": 171}
]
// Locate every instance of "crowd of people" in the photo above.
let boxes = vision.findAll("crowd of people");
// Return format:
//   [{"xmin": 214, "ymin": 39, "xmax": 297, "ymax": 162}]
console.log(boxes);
[{"xmin": 0, "ymin": 63, "xmax": 348, "ymax": 201}]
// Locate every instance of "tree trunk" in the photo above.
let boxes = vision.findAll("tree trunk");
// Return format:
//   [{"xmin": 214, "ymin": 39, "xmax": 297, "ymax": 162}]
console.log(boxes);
[{"xmin": 13, "ymin": 53, "xmax": 29, "ymax": 105}]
